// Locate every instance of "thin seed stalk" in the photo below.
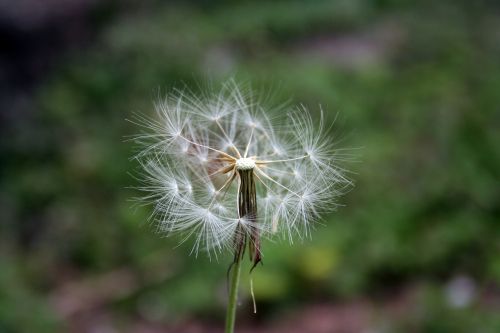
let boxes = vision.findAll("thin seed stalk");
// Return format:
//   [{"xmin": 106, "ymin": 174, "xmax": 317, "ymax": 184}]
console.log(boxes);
[
  {"xmin": 225, "ymin": 254, "xmax": 242, "ymax": 333},
  {"xmin": 224, "ymin": 169, "xmax": 260, "ymax": 333}
]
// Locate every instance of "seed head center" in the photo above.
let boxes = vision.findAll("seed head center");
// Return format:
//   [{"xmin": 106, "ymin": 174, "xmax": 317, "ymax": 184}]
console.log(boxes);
[{"xmin": 235, "ymin": 157, "xmax": 255, "ymax": 170}]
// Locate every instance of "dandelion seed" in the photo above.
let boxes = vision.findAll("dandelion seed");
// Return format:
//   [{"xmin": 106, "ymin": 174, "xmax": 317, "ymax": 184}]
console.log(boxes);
[{"xmin": 132, "ymin": 81, "xmax": 350, "ymax": 260}]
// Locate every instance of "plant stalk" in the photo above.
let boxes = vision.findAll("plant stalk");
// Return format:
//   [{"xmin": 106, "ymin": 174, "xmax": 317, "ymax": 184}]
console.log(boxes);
[
  {"xmin": 225, "ymin": 168, "xmax": 259, "ymax": 332},
  {"xmin": 225, "ymin": 255, "xmax": 242, "ymax": 333}
]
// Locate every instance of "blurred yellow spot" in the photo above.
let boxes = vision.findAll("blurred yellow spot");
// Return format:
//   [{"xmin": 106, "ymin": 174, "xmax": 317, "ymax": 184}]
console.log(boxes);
[{"xmin": 298, "ymin": 246, "xmax": 338, "ymax": 280}]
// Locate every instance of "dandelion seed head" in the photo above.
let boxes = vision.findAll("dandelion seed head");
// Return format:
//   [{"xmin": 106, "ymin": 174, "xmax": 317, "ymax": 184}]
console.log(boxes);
[{"xmin": 132, "ymin": 81, "xmax": 351, "ymax": 256}]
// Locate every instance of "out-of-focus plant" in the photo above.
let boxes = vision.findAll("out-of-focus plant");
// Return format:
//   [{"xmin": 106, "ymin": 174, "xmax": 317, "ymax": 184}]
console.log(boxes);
[{"xmin": 130, "ymin": 81, "xmax": 351, "ymax": 332}]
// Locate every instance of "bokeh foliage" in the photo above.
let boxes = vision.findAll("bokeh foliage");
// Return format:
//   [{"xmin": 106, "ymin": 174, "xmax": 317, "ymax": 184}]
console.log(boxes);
[{"xmin": 1, "ymin": 0, "xmax": 499, "ymax": 332}]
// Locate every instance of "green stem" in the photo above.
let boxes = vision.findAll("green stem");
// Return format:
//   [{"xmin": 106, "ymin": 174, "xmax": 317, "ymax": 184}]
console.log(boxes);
[{"xmin": 224, "ymin": 257, "xmax": 242, "ymax": 333}]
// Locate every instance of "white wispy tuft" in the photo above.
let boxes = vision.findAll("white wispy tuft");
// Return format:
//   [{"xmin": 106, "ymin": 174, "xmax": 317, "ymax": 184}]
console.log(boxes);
[{"xmin": 130, "ymin": 81, "xmax": 352, "ymax": 257}]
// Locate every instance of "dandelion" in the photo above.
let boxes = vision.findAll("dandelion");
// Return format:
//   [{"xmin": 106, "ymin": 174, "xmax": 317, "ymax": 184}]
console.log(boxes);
[{"xmin": 131, "ymin": 81, "xmax": 351, "ymax": 333}]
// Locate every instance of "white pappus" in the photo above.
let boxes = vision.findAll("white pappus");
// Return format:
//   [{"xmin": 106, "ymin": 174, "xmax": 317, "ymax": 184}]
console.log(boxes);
[{"xmin": 131, "ymin": 81, "xmax": 352, "ymax": 261}]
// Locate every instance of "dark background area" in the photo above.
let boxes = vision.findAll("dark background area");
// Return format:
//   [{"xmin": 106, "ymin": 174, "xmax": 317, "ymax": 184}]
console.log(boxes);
[{"xmin": 1, "ymin": 1, "xmax": 499, "ymax": 332}]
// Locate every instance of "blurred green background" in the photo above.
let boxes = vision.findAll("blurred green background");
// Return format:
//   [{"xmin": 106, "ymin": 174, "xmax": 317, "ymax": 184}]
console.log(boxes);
[{"xmin": 1, "ymin": 0, "xmax": 499, "ymax": 332}]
